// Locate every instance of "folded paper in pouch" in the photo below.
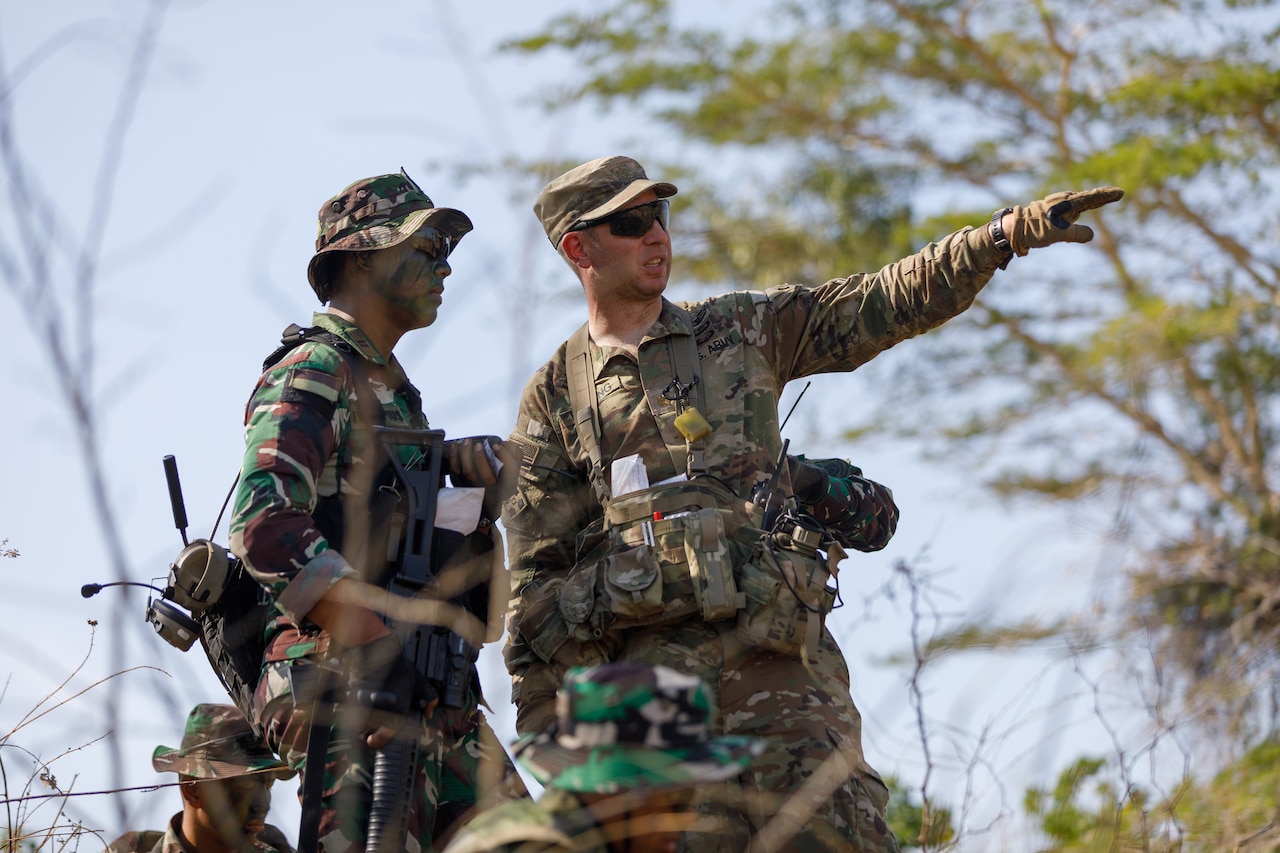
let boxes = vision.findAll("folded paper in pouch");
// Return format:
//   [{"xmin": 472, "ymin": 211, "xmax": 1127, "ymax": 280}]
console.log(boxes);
[{"xmin": 610, "ymin": 453, "xmax": 650, "ymax": 497}]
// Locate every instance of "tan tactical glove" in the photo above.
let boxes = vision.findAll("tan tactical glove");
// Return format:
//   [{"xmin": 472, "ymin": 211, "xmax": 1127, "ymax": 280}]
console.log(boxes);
[{"xmin": 1006, "ymin": 186, "xmax": 1124, "ymax": 256}]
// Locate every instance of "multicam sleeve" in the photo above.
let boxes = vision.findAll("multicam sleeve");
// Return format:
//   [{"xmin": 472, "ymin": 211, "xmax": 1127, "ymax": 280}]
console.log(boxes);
[
  {"xmin": 228, "ymin": 345, "xmax": 359, "ymax": 626},
  {"xmin": 500, "ymin": 362, "xmax": 596, "ymax": 698},
  {"xmin": 760, "ymin": 225, "xmax": 1011, "ymax": 381}
]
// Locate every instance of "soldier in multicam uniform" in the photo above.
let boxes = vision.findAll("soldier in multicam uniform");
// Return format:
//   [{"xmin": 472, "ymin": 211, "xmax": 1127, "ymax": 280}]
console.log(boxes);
[
  {"xmin": 502, "ymin": 155, "xmax": 1124, "ymax": 851},
  {"xmin": 108, "ymin": 704, "xmax": 296, "ymax": 853},
  {"xmin": 229, "ymin": 171, "xmax": 527, "ymax": 853},
  {"xmin": 444, "ymin": 663, "xmax": 762, "ymax": 853}
]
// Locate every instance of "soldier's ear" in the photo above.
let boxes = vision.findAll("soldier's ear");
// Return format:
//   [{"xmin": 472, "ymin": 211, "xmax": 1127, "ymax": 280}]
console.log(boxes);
[
  {"xmin": 178, "ymin": 778, "xmax": 202, "ymax": 808},
  {"xmin": 561, "ymin": 233, "xmax": 592, "ymax": 269}
]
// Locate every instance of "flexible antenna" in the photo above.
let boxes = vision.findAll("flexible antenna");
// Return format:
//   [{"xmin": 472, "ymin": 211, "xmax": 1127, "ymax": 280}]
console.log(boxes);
[
  {"xmin": 211, "ymin": 471, "xmax": 242, "ymax": 540},
  {"xmin": 779, "ymin": 381, "xmax": 812, "ymax": 432}
]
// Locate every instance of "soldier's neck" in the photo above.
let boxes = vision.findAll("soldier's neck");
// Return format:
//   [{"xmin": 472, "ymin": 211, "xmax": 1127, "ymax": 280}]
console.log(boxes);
[
  {"xmin": 587, "ymin": 298, "xmax": 662, "ymax": 355},
  {"xmin": 326, "ymin": 297, "xmax": 401, "ymax": 357}
]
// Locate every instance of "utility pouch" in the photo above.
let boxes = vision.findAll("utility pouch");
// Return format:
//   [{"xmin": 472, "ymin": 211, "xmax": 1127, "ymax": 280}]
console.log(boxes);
[
  {"xmin": 596, "ymin": 478, "xmax": 751, "ymax": 630},
  {"xmin": 559, "ymin": 562, "xmax": 605, "ymax": 641},
  {"xmin": 517, "ymin": 578, "xmax": 574, "ymax": 666},
  {"xmin": 684, "ymin": 507, "xmax": 746, "ymax": 622},
  {"xmin": 602, "ymin": 545, "xmax": 665, "ymax": 619},
  {"xmin": 563, "ymin": 539, "xmax": 693, "ymax": 635},
  {"xmin": 735, "ymin": 539, "xmax": 842, "ymax": 657}
]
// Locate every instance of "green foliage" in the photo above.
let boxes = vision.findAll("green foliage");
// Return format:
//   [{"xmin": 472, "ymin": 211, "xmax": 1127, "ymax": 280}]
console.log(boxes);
[
  {"xmin": 505, "ymin": 0, "xmax": 1280, "ymax": 736},
  {"xmin": 1026, "ymin": 743, "xmax": 1280, "ymax": 851},
  {"xmin": 884, "ymin": 775, "xmax": 957, "ymax": 849}
]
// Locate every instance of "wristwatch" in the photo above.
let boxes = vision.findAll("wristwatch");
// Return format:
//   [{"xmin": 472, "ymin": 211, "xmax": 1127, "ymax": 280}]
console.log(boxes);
[{"xmin": 989, "ymin": 207, "xmax": 1014, "ymax": 269}]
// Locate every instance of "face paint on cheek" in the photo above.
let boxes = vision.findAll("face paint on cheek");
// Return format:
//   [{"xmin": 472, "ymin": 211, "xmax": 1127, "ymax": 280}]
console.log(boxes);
[
  {"xmin": 378, "ymin": 258, "xmax": 443, "ymax": 313},
  {"xmin": 384, "ymin": 254, "xmax": 433, "ymax": 291}
]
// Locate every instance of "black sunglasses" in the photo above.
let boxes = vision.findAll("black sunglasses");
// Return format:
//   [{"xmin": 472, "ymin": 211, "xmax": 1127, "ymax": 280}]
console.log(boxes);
[
  {"xmin": 571, "ymin": 199, "xmax": 669, "ymax": 238},
  {"xmin": 410, "ymin": 226, "xmax": 453, "ymax": 260}
]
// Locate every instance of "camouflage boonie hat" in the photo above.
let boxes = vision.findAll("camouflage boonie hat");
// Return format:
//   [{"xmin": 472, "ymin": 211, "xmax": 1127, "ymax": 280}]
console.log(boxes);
[
  {"xmin": 306, "ymin": 169, "xmax": 474, "ymax": 303},
  {"xmin": 514, "ymin": 663, "xmax": 761, "ymax": 794},
  {"xmin": 534, "ymin": 155, "xmax": 678, "ymax": 248},
  {"xmin": 152, "ymin": 704, "xmax": 295, "ymax": 781}
]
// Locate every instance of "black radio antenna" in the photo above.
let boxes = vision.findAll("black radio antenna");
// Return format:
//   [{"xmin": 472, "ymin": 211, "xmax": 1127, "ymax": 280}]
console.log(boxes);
[
  {"xmin": 779, "ymin": 381, "xmax": 811, "ymax": 432},
  {"xmin": 163, "ymin": 455, "xmax": 190, "ymax": 547}
]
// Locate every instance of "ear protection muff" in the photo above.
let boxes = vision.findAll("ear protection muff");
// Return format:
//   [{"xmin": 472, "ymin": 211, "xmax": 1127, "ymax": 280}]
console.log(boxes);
[
  {"xmin": 167, "ymin": 539, "xmax": 230, "ymax": 613},
  {"xmin": 147, "ymin": 598, "xmax": 201, "ymax": 652}
]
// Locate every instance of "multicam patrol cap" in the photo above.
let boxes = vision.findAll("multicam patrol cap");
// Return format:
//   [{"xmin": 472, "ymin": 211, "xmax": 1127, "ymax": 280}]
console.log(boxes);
[
  {"xmin": 534, "ymin": 155, "xmax": 678, "ymax": 248},
  {"xmin": 306, "ymin": 169, "xmax": 474, "ymax": 303},
  {"xmin": 152, "ymin": 704, "xmax": 295, "ymax": 781},
  {"xmin": 514, "ymin": 663, "xmax": 761, "ymax": 795}
]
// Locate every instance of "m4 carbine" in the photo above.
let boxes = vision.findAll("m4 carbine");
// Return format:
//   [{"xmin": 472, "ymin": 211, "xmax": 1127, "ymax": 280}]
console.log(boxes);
[{"xmin": 359, "ymin": 426, "xmax": 480, "ymax": 853}]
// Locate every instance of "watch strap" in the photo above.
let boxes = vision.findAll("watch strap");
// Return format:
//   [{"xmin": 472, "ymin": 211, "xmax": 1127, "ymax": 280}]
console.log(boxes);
[{"xmin": 989, "ymin": 206, "xmax": 1014, "ymax": 269}]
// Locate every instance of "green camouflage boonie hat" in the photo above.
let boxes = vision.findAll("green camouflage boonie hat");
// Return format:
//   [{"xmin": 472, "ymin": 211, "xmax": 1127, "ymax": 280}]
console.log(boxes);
[
  {"xmin": 152, "ymin": 704, "xmax": 295, "ymax": 781},
  {"xmin": 306, "ymin": 169, "xmax": 474, "ymax": 303},
  {"xmin": 534, "ymin": 155, "xmax": 678, "ymax": 249},
  {"xmin": 514, "ymin": 663, "xmax": 761, "ymax": 794}
]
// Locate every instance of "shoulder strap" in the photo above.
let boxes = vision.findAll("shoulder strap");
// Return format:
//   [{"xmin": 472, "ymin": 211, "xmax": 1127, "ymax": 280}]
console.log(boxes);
[
  {"xmin": 565, "ymin": 305, "xmax": 709, "ymax": 503},
  {"xmin": 664, "ymin": 303, "xmax": 709, "ymax": 478},
  {"xmin": 261, "ymin": 323, "xmax": 353, "ymax": 372},
  {"xmin": 259, "ymin": 324, "xmax": 406, "ymax": 491},
  {"xmin": 262, "ymin": 323, "xmax": 423, "ymax": 421},
  {"xmin": 566, "ymin": 322, "xmax": 611, "ymax": 503}
]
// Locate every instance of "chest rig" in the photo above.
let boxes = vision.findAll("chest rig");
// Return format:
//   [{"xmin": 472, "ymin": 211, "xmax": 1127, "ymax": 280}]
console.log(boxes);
[
  {"xmin": 563, "ymin": 304, "xmax": 748, "ymax": 633},
  {"xmin": 549, "ymin": 303, "xmax": 840, "ymax": 660}
]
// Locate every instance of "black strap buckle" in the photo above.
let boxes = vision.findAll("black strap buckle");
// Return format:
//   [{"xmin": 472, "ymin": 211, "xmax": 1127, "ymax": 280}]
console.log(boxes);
[{"xmin": 661, "ymin": 375, "xmax": 699, "ymax": 406}]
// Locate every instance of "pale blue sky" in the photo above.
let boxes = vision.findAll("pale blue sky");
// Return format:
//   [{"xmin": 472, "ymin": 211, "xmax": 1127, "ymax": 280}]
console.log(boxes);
[{"xmin": 0, "ymin": 2, "xmax": 1121, "ymax": 847}]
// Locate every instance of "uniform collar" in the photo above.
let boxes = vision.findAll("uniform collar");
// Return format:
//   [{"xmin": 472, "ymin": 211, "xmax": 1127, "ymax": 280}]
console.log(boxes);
[
  {"xmin": 642, "ymin": 297, "xmax": 694, "ymax": 342},
  {"xmin": 312, "ymin": 310, "xmax": 391, "ymax": 366},
  {"xmin": 587, "ymin": 298, "xmax": 693, "ymax": 379},
  {"xmin": 164, "ymin": 812, "xmax": 198, "ymax": 853}
]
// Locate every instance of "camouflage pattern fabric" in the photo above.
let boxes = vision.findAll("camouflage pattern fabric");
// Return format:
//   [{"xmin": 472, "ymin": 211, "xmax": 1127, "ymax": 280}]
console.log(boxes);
[
  {"xmin": 152, "ymin": 703, "xmax": 293, "ymax": 781},
  {"xmin": 504, "ymin": 224, "xmax": 1011, "ymax": 851},
  {"xmin": 442, "ymin": 789, "xmax": 612, "ymax": 853},
  {"xmin": 230, "ymin": 310, "xmax": 527, "ymax": 853},
  {"xmin": 447, "ymin": 664, "xmax": 759, "ymax": 853},
  {"xmin": 792, "ymin": 455, "xmax": 899, "ymax": 552},
  {"xmin": 261, "ymin": 696, "xmax": 527, "ymax": 853},
  {"xmin": 514, "ymin": 663, "xmax": 761, "ymax": 794},
  {"xmin": 230, "ymin": 311, "xmax": 425, "ymax": 658},
  {"xmin": 306, "ymin": 171, "xmax": 473, "ymax": 303},
  {"xmin": 107, "ymin": 813, "xmax": 294, "ymax": 853},
  {"xmin": 533, "ymin": 155, "xmax": 677, "ymax": 249}
]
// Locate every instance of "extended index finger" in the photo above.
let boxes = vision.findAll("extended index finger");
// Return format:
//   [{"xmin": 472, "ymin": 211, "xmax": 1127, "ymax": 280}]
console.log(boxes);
[{"xmin": 1048, "ymin": 185, "xmax": 1124, "ymax": 229}]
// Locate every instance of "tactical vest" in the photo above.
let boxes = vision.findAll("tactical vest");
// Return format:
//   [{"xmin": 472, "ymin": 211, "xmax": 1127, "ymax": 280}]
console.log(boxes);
[
  {"xmin": 535, "ymin": 303, "xmax": 840, "ymax": 660},
  {"xmin": 201, "ymin": 325, "xmax": 492, "ymax": 727}
]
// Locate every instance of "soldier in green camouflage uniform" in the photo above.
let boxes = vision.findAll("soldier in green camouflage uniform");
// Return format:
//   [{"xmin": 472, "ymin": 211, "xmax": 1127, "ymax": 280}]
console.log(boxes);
[
  {"xmin": 502, "ymin": 155, "xmax": 1124, "ymax": 851},
  {"xmin": 444, "ymin": 663, "xmax": 762, "ymax": 853},
  {"xmin": 229, "ymin": 172, "xmax": 527, "ymax": 853},
  {"xmin": 108, "ymin": 704, "xmax": 296, "ymax": 853}
]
